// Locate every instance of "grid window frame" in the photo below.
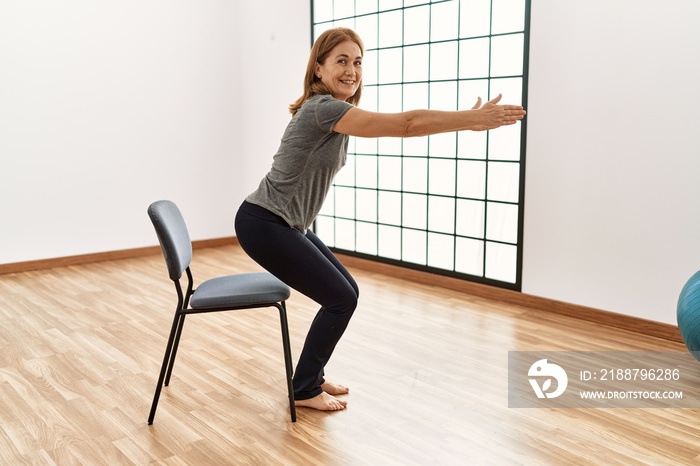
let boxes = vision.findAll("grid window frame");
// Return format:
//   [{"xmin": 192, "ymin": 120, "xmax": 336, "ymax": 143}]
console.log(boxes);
[{"xmin": 311, "ymin": 0, "xmax": 530, "ymax": 291}]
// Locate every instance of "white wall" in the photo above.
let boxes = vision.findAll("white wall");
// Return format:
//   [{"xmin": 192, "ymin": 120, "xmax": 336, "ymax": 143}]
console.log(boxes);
[
  {"xmin": 523, "ymin": 0, "xmax": 700, "ymax": 324},
  {"xmin": 2, "ymin": 0, "xmax": 698, "ymax": 326},
  {"xmin": 237, "ymin": 2, "xmax": 311, "ymax": 197},
  {"xmin": 0, "ymin": 0, "xmax": 310, "ymax": 263}
]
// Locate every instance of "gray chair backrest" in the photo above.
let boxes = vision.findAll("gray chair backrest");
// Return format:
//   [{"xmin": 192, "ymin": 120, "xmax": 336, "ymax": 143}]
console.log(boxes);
[{"xmin": 148, "ymin": 200, "xmax": 192, "ymax": 281}]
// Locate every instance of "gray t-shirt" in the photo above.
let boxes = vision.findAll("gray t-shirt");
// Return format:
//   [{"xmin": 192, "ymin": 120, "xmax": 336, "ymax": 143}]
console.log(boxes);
[{"xmin": 246, "ymin": 94, "xmax": 353, "ymax": 232}]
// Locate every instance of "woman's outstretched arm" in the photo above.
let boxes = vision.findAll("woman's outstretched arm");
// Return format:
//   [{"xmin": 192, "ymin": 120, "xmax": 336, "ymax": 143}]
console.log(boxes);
[{"xmin": 333, "ymin": 94, "xmax": 525, "ymax": 138}]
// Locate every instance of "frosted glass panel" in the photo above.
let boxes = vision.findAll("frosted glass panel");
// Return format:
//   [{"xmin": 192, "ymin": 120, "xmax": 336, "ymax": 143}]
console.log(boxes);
[
  {"xmin": 429, "ymin": 132, "xmax": 457, "ymax": 159},
  {"xmin": 455, "ymin": 237, "xmax": 484, "ymax": 276},
  {"xmin": 378, "ymin": 84, "xmax": 402, "ymax": 113},
  {"xmin": 404, "ymin": 5, "xmax": 430, "ymax": 45},
  {"xmin": 428, "ymin": 196, "xmax": 455, "ymax": 234},
  {"xmin": 428, "ymin": 159, "xmax": 456, "ymax": 196},
  {"xmin": 336, "ymin": 187, "xmax": 355, "ymax": 218},
  {"xmin": 378, "ymin": 10, "xmax": 403, "ymax": 48},
  {"xmin": 457, "ymin": 160, "xmax": 486, "ymax": 199},
  {"xmin": 460, "ymin": 38, "xmax": 490, "ymax": 79},
  {"xmin": 356, "ymin": 222, "xmax": 378, "ymax": 255},
  {"xmin": 489, "ymin": 123, "xmax": 522, "ymax": 162},
  {"xmin": 378, "ymin": 156, "xmax": 402, "ymax": 191},
  {"xmin": 403, "ymin": 135, "xmax": 428, "ymax": 157},
  {"xmin": 403, "ymin": 83, "xmax": 429, "ymax": 110},
  {"xmin": 403, "ymin": 158, "xmax": 427, "ymax": 192},
  {"xmin": 355, "ymin": 136, "xmax": 377, "ymax": 155},
  {"xmin": 485, "ymin": 241, "xmax": 517, "ymax": 283},
  {"xmin": 334, "ymin": 0, "xmax": 355, "ymax": 19},
  {"xmin": 378, "ymin": 137, "xmax": 402, "ymax": 156},
  {"xmin": 314, "ymin": 1, "xmax": 333, "ymax": 23},
  {"xmin": 486, "ymin": 202, "xmax": 518, "ymax": 243},
  {"xmin": 487, "ymin": 162, "xmax": 520, "ymax": 203},
  {"xmin": 428, "ymin": 232, "xmax": 455, "ymax": 270},
  {"xmin": 356, "ymin": 189, "xmax": 377, "ymax": 222},
  {"xmin": 378, "ymin": 191, "xmax": 402, "ymax": 225},
  {"xmin": 492, "ymin": 0, "xmax": 526, "ymax": 34},
  {"xmin": 491, "ymin": 34, "xmax": 524, "ymax": 77},
  {"xmin": 356, "ymin": 156, "xmax": 377, "ymax": 189},
  {"xmin": 361, "ymin": 49, "xmax": 379, "ymax": 86},
  {"xmin": 402, "ymin": 229, "xmax": 427, "ymax": 265},
  {"xmin": 457, "ymin": 131, "xmax": 487, "ymax": 160},
  {"xmin": 431, "ymin": 1, "xmax": 459, "ymax": 42},
  {"xmin": 430, "ymin": 42, "xmax": 458, "ymax": 81},
  {"xmin": 460, "ymin": 0, "xmax": 491, "ymax": 38},
  {"xmin": 404, "ymin": 45, "xmax": 430, "ymax": 83},
  {"xmin": 379, "ymin": 225, "xmax": 401, "ymax": 259},
  {"xmin": 336, "ymin": 219, "xmax": 355, "ymax": 250},
  {"xmin": 402, "ymin": 193, "xmax": 427, "ymax": 229},
  {"xmin": 456, "ymin": 199, "xmax": 485, "ymax": 238},
  {"xmin": 429, "ymin": 82, "xmax": 457, "ymax": 111},
  {"xmin": 379, "ymin": 48, "xmax": 403, "ymax": 84}
]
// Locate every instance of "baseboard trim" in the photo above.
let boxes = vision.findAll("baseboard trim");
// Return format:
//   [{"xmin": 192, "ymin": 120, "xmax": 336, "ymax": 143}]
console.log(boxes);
[
  {"xmin": 1, "ymin": 239, "xmax": 681, "ymax": 344},
  {"xmin": 0, "ymin": 237, "xmax": 238, "ymax": 275},
  {"xmin": 336, "ymin": 253, "xmax": 683, "ymax": 344}
]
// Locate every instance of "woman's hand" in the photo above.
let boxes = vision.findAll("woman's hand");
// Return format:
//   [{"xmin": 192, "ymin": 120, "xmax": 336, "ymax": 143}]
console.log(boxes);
[{"xmin": 469, "ymin": 94, "xmax": 526, "ymax": 131}]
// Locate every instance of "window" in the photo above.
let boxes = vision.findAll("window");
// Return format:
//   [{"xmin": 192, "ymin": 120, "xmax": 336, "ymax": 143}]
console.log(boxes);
[{"xmin": 312, "ymin": 0, "xmax": 529, "ymax": 290}]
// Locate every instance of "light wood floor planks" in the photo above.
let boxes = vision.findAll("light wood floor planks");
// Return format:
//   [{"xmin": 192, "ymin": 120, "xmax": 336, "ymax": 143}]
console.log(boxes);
[{"xmin": 0, "ymin": 245, "xmax": 698, "ymax": 465}]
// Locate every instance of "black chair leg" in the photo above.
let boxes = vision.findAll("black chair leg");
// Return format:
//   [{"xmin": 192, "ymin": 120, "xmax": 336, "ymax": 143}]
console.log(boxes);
[
  {"xmin": 148, "ymin": 312, "xmax": 183, "ymax": 425},
  {"xmin": 278, "ymin": 302, "xmax": 297, "ymax": 422},
  {"xmin": 150, "ymin": 304, "xmax": 295, "ymax": 424},
  {"xmin": 164, "ymin": 313, "xmax": 186, "ymax": 386}
]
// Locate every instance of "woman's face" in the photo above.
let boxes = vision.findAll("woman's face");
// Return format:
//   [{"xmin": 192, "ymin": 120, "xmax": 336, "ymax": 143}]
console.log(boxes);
[{"xmin": 315, "ymin": 40, "xmax": 363, "ymax": 101}]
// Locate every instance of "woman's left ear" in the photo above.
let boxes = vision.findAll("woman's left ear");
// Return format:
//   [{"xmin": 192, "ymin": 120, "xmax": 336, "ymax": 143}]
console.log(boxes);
[{"xmin": 314, "ymin": 63, "xmax": 322, "ymax": 79}]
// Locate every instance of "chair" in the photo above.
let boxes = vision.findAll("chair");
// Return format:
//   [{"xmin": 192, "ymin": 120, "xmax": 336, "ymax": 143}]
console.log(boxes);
[{"xmin": 146, "ymin": 200, "xmax": 296, "ymax": 424}]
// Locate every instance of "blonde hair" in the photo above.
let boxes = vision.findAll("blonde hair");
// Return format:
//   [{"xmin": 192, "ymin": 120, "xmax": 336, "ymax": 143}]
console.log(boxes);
[{"xmin": 289, "ymin": 28, "xmax": 364, "ymax": 115}]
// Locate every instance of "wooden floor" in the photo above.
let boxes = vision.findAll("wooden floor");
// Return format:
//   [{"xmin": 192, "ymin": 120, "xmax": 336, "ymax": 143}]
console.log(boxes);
[{"xmin": 0, "ymin": 245, "xmax": 698, "ymax": 465}]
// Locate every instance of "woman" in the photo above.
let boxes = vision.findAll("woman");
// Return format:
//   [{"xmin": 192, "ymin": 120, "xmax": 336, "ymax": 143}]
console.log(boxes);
[{"xmin": 235, "ymin": 28, "xmax": 525, "ymax": 412}]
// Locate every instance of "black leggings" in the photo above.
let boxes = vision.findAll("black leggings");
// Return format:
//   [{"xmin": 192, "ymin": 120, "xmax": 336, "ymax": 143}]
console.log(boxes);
[{"xmin": 234, "ymin": 201, "xmax": 359, "ymax": 400}]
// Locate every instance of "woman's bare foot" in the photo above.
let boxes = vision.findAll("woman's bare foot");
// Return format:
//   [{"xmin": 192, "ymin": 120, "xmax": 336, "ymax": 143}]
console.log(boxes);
[
  {"xmin": 294, "ymin": 392, "xmax": 347, "ymax": 411},
  {"xmin": 321, "ymin": 381, "xmax": 349, "ymax": 396}
]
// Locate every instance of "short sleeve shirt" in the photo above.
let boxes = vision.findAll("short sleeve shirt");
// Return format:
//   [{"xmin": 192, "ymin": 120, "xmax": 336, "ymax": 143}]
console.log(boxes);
[{"xmin": 246, "ymin": 94, "xmax": 353, "ymax": 232}]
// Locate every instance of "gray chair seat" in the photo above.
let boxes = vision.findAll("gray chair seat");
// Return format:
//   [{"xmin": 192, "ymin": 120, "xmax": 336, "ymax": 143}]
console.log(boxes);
[{"xmin": 191, "ymin": 273, "xmax": 290, "ymax": 309}]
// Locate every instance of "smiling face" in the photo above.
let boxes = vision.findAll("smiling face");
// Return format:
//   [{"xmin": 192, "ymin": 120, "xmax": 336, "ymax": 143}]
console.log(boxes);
[{"xmin": 315, "ymin": 40, "xmax": 363, "ymax": 101}]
